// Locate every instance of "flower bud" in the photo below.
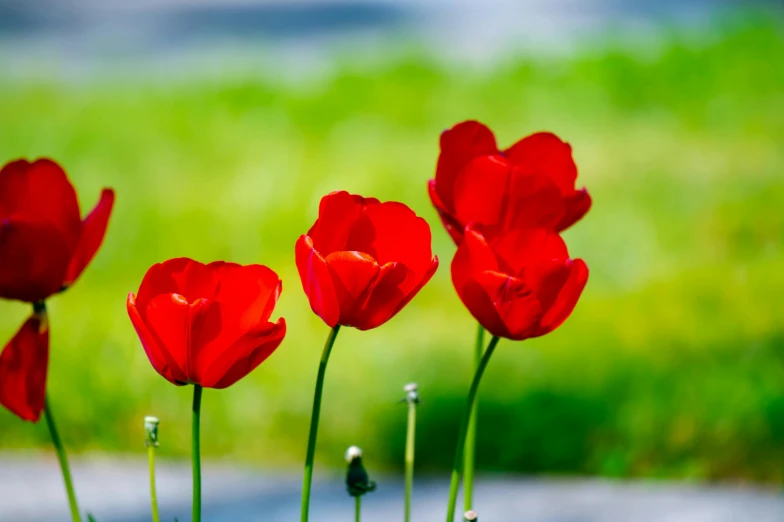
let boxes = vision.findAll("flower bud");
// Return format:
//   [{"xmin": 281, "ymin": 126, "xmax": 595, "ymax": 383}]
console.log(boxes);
[
  {"xmin": 403, "ymin": 382, "xmax": 420, "ymax": 404},
  {"xmin": 464, "ymin": 510, "xmax": 478, "ymax": 522},
  {"xmin": 345, "ymin": 445, "xmax": 362, "ymax": 463},
  {"xmin": 144, "ymin": 416, "xmax": 160, "ymax": 447}
]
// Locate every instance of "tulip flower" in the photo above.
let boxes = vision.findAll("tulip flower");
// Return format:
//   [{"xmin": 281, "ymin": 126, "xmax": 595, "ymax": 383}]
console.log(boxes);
[
  {"xmin": 445, "ymin": 224, "xmax": 588, "ymax": 522},
  {"xmin": 428, "ymin": 120, "xmax": 591, "ymax": 244},
  {"xmin": 0, "ymin": 158, "xmax": 115, "ymax": 303},
  {"xmin": 296, "ymin": 191, "xmax": 438, "ymax": 331},
  {"xmin": 296, "ymin": 191, "xmax": 438, "ymax": 522},
  {"xmin": 452, "ymin": 226, "xmax": 588, "ymax": 341},
  {"xmin": 127, "ymin": 257, "xmax": 286, "ymax": 522},
  {"xmin": 0, "ymin": 157, "xmax": 114, "ymax": 522}
]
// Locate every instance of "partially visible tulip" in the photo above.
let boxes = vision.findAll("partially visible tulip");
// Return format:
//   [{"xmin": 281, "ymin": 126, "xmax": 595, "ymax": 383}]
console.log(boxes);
[
  {"xmin": 127, "ymin": 258, "xmax": 286, "ymax": 389},
  {"xmin": 428, "ymin": 120, "xmax": 591, "ymax": 244},
  {"xmin": 451, "ymin": 225, "xmax": 588, "ymax": 341},
  {"xmin": 0, "ymin": 158, "xmax": 115, "ymax": 302},
  {"xmin": 0, "ymin": 306, "xmax": 49, "ymax": 421},
  {"xmin": 296, "ymin": 191, "xmax": 439, "ymax": 330}
]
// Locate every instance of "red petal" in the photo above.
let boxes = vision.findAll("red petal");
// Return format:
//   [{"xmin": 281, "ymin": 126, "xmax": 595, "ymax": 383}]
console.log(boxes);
[
  {"xmin": 308, "ymin": 191, "xmax": 379, "ymax": 256},
  {"xmin": 382, "ymin": 256, "xmax": 439, "ymax": 327},
  {"xmin": 451, "ymin": 227, "xmax": 499, "ymax": 293},
  {"xmin": 435, "ymin": 121, "xmax": 498, "ymax": 211},
  {"xmin": 325, "ymin": 250, "xmax": 380, "ymax": 327},
  {"xmin": 144, "ymin": 293, "xmax": 191, "ymax": 382},
  {"xmin": 201, "ymin": 318, "xmax": 286, "ymax": 389},
  {"xmin": 0, "ymin": 218, "xmax": 72, "ymax": 302},
  {"xmin": 64, "ymin": 188, "xmax": 115, "ymax": 287},
  {"xmin": 0, "ymin": 313, "xmax": 49, "ymax": 422},
  {"xmin": 295, "ymin": 235, "xmax": 340, "ymax": 328},
  {"xmin": 346, "ymin": 201, "xmax": 434, "ymax": 288},
  {"xmin": 428, "ymin": 179, "xmax": 464, "ymax": 244},
  {"xmin": 452, "ymin": 155, "xmax": 512, "ymax": 231},
  {"xmin": 488, "ymin": 228, "xmax": 568, "ymax": 276},
  {"xmin": 475, "ymin": 270, "xmax": 543, "ymax": 340},
  {"xmin": 533, "ymin": 258, "xmax": 589, "ymax": 336},
  {"xmin": 556, "ymin": 187, "xmax": 592, "ymax": 232},
  {"xmin": 0, "ymin": 159, "xmax": 82, "ymax": 249},
  {"xmin": 127, "ymin": 292, "xmax": 187, "ymax": 385},
  {"xmin": 135, "ymin": 258, "xmax": 220, "ymax": 316},
  {"xmin": 504, "ymin": 169, "xmax": 565, "ymax": 232},
  {"xmin": 350, "ymin": 261, "xmax": 408, "ymax": 331},
  {"xmin": 504, "ymin": 132, "xmax": 577, "ymax": 195}
]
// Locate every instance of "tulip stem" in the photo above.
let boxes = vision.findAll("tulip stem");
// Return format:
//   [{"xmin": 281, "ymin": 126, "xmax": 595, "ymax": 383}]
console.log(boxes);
[
  {"xmin": 300, "ymin": 325, "xmax": 341, "ymax": 522},
  {"xmin": 355, "ymin": 495, "xmax": 361, "ymax": 522},
  {"xmin": 463, "ymin": 324, "xmax": 484, "ymax": 513},
  {"xmin": 148, "ymin": 444, "xmax": 160, "ymax": 522},
  {"xmin": 44, "ymin": 395, "xmax": 82, "ymax": 522},
  {"xmin": 192, "ymin": 385, "xmax": 203, "ymax": 522},
  {"xmin": 446, "ymin": 336, "xmax": 500, "ymax": 522}
]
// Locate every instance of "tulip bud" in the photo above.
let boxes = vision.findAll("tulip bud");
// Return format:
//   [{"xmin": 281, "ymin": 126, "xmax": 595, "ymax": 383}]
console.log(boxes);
[
  {"xmin": 144, "ymin": 416, "xmax": 160, "ymax": 447},
  {"xmin": 464, "ymin": 510, "xmax": 478, "ymax": 522},
  {"xmin": 403, "ymin": 382, "xmax": 420, "ymax": 404}
]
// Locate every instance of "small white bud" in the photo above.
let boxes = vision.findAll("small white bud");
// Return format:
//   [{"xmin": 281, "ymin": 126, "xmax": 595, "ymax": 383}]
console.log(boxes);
[
  {"xmin": 403, "ymin": 383, "xmax": 418, "ymax": 393},
  {"xmin": 144, "ymin": 416, "xmax": 160, "ymax": 447},
  {"xmin": 345, "ymin": 445, "xmax": 363, "ymax": 462},
  {"xmin": 464, "ymin": 510, "xmax": 478, "ymax": 522}
]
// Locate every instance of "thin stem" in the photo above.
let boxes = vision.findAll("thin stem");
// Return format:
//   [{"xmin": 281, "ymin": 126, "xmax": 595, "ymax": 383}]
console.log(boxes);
[
  {"xmin": 300, "ymin": 325, "xmax": 342, "ymax": 522},
  {"xmin": 192, "ymin": 385, "xmax": 203, "ymax": 522},
  {"xmin": 148, "ymin": 445, "xmax": 160, "ymax": 522},
  {"xmin": 404, "ymin": 397, "xmax": 417, "ymax": 522},
  {"xmin": 446, "ymin": 336, "xmax": 500, "ymax": 522},
  {"xmin": 463, "ymin": 324, "xmax": 484, "ymax": 513},
  {"xmin": 44, "ymin": 396, "xmax": 82, "ymax": 522},
  {"xmin": 355, "ymin": 495, "xmax": 361, "ymax": 522}
]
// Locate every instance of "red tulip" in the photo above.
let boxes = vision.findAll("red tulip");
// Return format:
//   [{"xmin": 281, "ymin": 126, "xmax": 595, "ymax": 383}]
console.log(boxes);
[
  {"xmin": 296, "ymin": 191, "xmax": 438, "ymax": 330},
  {"xmin": 428, "ymin": 120, "xmax": 591, "ymax": 244},
  {"xmin": 451, "ymin": 225, "xmax": 588, "ymax": 341},
  {"xmin": 0, "ymin": 158, "xmax": 115, "ymax": 302},
  {"xmin": 0, "ymin": 309, "xmax": 49, "ymax": 421},
  {"xmin": 127, "ymin": 258, "xmax": 286, "ymax": 388}
]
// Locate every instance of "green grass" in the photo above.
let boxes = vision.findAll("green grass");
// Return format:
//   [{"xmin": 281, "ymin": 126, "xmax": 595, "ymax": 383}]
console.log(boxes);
[{"xmin": 1, "ymin": 12, "xmax": 783, "ymax": 483}]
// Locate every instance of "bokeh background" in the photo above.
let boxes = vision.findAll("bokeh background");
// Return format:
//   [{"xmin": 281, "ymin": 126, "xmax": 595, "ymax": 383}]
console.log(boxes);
[{"xmin": 1, "ymin": 0, "xmax": 783, "ymax": 486}]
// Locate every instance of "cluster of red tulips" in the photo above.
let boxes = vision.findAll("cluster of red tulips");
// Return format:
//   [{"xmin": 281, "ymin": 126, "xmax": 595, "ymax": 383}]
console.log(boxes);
[{"xmin": 0, "ymin": 120, "xmax": 590, "ymax": 522}]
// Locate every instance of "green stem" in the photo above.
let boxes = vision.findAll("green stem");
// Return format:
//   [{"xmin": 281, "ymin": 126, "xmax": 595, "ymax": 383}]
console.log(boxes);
[
  {"xmin": 192, "ymin": 385, "xmax": 203, "ymax": 522},
  {"xmin": 463, "ymin": 324, "xmax": 484, "ymax": 512},
  {"xmin": 404, "ymin": 397, "xmax": 417, "ymax": 522},
  {"xmin": 300, "ymin": 325, "xmax": 341, "ymax": 522},
  {"xmin": 44, "ymin": 396, "xmax": 82, "ymax": 522},
  {"xmin": 355, "ymin": 495, "xmax": 361, "ymax": 522},
  {"xmin": 148, "ymin": 444, "xmax": 160, "ymax": 522},
  {"xmin": 446, "ymin": 336, "xmax": 500, "ymax": 522}
]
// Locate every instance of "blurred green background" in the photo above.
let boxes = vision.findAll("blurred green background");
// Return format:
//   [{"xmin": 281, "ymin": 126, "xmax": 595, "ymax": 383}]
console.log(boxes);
[{"xmin": 1, "ymin": 8, "xmax": 783, "ymax": 484}]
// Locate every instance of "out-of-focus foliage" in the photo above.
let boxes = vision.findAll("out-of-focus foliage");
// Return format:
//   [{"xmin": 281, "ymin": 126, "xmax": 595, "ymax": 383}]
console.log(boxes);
[{"xmin": 1, "ymin": 13, "xmax": 782, "ymax": 482}]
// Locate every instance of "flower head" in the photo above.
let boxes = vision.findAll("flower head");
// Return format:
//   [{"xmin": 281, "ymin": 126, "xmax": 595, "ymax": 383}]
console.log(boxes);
[
  {"xmin": 127, "ymin": 258, "xmax": 286, "ymax": 388},
  {"xmin": 0, "ymin": 158, "xmax": 115, "ymax": 302},
  {"xmin": 296, "ymin": 191, "xmax": 438, "ymax": 330},
  {"xmin": 428, "ymin": 121, "xmax": 591, "ymax": 244},
  {"xmin": 451, "ymin": 225, "xmax": 588, "ymax": 341}
]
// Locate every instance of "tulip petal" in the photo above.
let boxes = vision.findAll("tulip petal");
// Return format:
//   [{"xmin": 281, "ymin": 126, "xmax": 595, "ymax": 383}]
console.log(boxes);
[
  {"xmin": 556, "ymin": 187, "xmax": 592, "ymax": 232},
  {"xmin": 295, "ymin": 235, "xmax": 341, "ymax": 328},
  {"xmin": 488, "ymin": 228, "xmax": 568, "ymax": 276},
  {"xmin": 476, "ymin": 270, "xmax": 543, "ymax": 340},
  {"xmin": 325, "ymin": 251, "xmax": 380, "ymax": 327},
  {"xmin": 308, "ymin": 191, "xmax": 379, "ymax": 256},
  {"xmin": 350, "ymin": 261, "xmax": 408, "ymax": 331},
  {"xmin": 0, "ymin": 159, "xmax": 82, "ymax": 249},
  {"xmin": 383, "ymin": 256, "xmax": 439, "ymax": 327},
  {"xmin": 451, "ymin": 155, "xmax": 512, "ymax": 231},
  {"xmin": 346, "ymin": 201, "xmax": 434, "ymax": 282},
  {"xmin": 135, "ymin": 258, "xmax": 220, "ymax": 316},
  {"xmin": 0, "ymin": 313, "xmax": 49, "ymax": 422},
  {"xmin": 435, "ymin": 121, "xmax": 498, "ymax": 210},
  {"xmin": 127, "ymin": 292, "xmax": 187, "ymax": 385},
  {"xmin": 144, "ymin": 293, "xmax": 191, "ymax": 382},
  {"xmin": 503, "ymin": 169, "xmax": 566, "ymax": 232},
  {"xmin": 201, "ymin": 317, "xmax": 286, "ymax": 389},
  {"xmin": 0, "ymin": 218, "xmax": 72, "ymax": 302},
  {"xmin": 63, "ymin": 189, "xmax": 115, "ymax": 287},
  {"xmin": 504, "ymin": 132, "xmax": 578, "ymax": 195},
  {"xmin": 428, "ymin": 179, "xmax": 465, "ymax": 244},
  {"xmin": 451, "ymin": 227, "xmax": 499, "ymax": 293},
  {"xmin": 534, "ymin": 258, "xmax": 589, "ymax": 336}
]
